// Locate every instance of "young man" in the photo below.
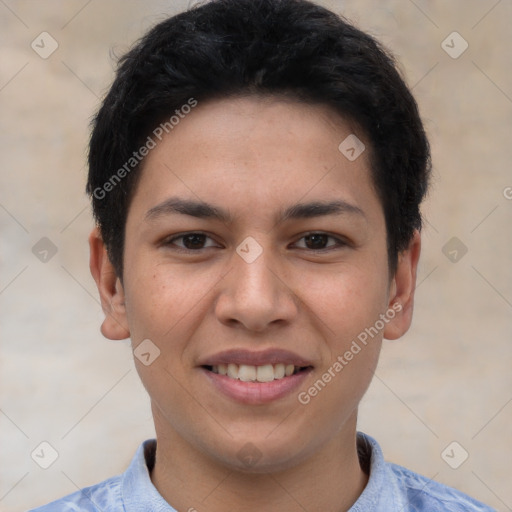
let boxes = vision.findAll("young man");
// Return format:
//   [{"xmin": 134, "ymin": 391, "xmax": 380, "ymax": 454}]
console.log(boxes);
[{"xmin": 30, "ymin": 0, "xmax": 494, "ymax": 510}]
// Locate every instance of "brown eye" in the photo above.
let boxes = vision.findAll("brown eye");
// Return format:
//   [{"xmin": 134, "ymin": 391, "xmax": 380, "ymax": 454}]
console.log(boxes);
[
  {"xmin": 304, "ymin": 234, "xmax": 329, "ymax": 250},
  {"xmin": 180, "ymin": 233, "xmax": 207, "ymax": 249},
  {"xmin": 294, "ymin": 232, "xmax": 347, "ymax": 251},
  {"xmin": 163, "ymin": 232, "xmax": 218, "ymax": 251}
]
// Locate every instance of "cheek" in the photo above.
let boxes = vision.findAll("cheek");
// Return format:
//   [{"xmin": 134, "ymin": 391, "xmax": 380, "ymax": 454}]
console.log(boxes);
[
  {"xmin": 301, "ymin": 261, "xmax": 390, "ymax": 342},
  {"xmin": 297, "ymin": 272, "xmax": 384, "ymax": 425},
  {"xmin": 123, "ymin": 262, "xmax": 220, "ymax": 355},
  {"xmin": 299, "ymin": 260, "xmax": 388, "ymax": 411},
  {"xmin": 123, "ymin": 265, "xmax": 182, "ymax": 342}
]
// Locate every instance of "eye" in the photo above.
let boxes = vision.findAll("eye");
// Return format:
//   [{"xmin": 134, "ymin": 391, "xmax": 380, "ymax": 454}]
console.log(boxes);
[
  {"xmin": 293, "ymin": 232, "xmax": 347, "ymax": 251},
  {"xmin": 162, "ymin": 232, "xmax": 219, "ymax": 251},
  {"xmin": 162, "ymin": 231, "xmax": 348, "ymax": 253}
]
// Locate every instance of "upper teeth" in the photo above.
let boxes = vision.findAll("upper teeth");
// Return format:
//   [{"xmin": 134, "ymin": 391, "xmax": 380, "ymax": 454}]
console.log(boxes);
[{"xmin": 211, "ymin": 363, "xmax": 298, "ymax": 382}]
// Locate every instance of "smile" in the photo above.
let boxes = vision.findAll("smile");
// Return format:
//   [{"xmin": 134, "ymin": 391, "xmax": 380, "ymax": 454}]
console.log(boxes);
[
  {"xmin": 198, "ymin": 348, "xmax": 314, "ymax": 404},
  {"xmin": 205, "ymin": 363, "xmax": 307, "ymax": 382}
]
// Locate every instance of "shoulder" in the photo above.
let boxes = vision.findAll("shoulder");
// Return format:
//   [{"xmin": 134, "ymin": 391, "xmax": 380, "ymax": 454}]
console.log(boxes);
[
  {"xmin": 27, "ymin": 439, "xmax": 158, "ymax": 512},
  {"xmin": 27, "ymin": 474, "xmax": 123, "ymax": 511},
  {"xmin": 354, "ymin": 432, "xmax": 495, "ymax": 512},
  {"xmin": 388, "ymin": 462, "xmax": 496, "ymax": 512}
]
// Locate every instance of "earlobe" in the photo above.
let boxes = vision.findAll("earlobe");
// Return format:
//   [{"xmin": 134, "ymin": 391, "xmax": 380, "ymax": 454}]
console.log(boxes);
[
  {"xmin": 88, "ymin": 228, "xmax": 130, "ymax": 340},
  {"xmin": 383, "ymin": 230, "xmax": 421, "ymax": 341}
]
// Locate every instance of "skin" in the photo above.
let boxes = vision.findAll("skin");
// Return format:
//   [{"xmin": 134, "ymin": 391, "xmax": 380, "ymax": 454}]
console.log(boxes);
[{"xmin": 89, "ymin": 95, "xmax": 421, "ymax": 512}]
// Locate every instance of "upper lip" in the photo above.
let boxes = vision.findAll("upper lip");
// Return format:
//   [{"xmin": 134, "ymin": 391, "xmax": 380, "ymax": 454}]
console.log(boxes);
[{"xmin": 198, "ymin": 348, "xmax": 313, "ymax": 367}]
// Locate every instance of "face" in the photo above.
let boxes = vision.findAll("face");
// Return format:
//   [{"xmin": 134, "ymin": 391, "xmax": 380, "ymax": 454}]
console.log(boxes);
[{"xmin": 90, "ymin": 95, "xmax": 420, "ymax": 473}]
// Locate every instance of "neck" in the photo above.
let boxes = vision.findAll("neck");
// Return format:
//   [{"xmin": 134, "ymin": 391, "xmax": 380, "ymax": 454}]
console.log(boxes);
[{"xmin": 149, "ymin": 410, "xmax": 369, "ymax": 512}]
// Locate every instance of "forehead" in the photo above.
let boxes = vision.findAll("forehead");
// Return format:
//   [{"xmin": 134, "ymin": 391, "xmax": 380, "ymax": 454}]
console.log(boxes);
[{"xmin": 127, "ymin": 95, "xmax": 382, "ymax": 227}]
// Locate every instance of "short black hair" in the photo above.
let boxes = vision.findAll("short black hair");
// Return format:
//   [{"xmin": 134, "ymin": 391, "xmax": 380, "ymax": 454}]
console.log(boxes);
[{"xmin": 87, "ymin": 0, "xmax": 431, "ymax": 277}]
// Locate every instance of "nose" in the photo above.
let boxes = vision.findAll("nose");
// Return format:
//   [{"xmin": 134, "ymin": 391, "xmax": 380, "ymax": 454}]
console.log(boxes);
[{"xmin": 214, "ymin": 239, "xmax": 299, "ymax": 333}]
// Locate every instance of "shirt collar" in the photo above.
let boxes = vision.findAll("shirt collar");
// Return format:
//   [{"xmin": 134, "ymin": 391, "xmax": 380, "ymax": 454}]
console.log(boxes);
[
  {"xmin": 349, "ymin": 432, "xmax": 407, "ymax": 511},
  {"xmin": 120, "ymin": 432, "xmax": 395, "ymax": 511},
  {"xmin": 122, "ymin": 439, "xmax": 176, "ymax": 511}
]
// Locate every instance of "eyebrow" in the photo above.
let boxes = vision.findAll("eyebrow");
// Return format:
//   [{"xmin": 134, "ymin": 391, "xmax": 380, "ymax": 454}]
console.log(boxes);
[{"xmin": 144, "ymin": 197, "xmax": 366, "ymax": 224}]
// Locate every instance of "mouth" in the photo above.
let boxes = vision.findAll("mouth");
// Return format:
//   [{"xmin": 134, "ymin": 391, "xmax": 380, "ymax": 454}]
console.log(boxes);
[
  {"xmin": 202, "ymin": 363, "xmax": 312, "ymax": 382},
  {"xmin": 198, "ymin": 349, "xmax": 314, "ymax": 404}
]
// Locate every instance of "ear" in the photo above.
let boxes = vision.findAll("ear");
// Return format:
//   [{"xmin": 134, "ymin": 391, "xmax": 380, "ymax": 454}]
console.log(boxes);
[
  {"xmin": 89, "ymin": 228, "xmax": 130, "ymax": 340},
  {"xmin": 383, "ymin": 230, "xmax": 421, "ymax": 340}
]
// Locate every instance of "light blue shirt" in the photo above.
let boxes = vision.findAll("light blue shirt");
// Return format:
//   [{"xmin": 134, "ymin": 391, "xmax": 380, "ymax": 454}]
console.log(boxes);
[{"xmin": 28, "ymin": 432, "xmax": 495, "ymax": 511}]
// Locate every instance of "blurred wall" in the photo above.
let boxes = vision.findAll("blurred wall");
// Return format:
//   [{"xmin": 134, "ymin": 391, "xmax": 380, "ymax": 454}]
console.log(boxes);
[{"xmin": 1, "ymin": 1, "xmax": 511, "ymax": 510}]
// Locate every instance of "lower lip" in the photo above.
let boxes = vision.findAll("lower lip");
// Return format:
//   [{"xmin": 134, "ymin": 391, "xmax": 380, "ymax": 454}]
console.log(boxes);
[{"xmin": 201, "ymin": 367, "xmax": 312, "ymax": 405}]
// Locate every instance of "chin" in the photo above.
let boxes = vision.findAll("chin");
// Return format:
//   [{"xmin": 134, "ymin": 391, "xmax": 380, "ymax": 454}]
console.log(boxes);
[{"xmin": 210, "ymin": 433, "xmax": 317, "ymax": 475}]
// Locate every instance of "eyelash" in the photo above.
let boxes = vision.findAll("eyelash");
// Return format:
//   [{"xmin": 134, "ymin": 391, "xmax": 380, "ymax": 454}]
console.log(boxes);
[{"xmin": 162, "ymin": 231, "xmax": 348, "ymax": 253}]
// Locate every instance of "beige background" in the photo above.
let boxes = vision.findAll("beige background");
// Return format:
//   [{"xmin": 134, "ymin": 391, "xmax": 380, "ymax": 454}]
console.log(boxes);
[{"xmin": 1, "ymin": 0, "xmax": 511, "ymax": 511}]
